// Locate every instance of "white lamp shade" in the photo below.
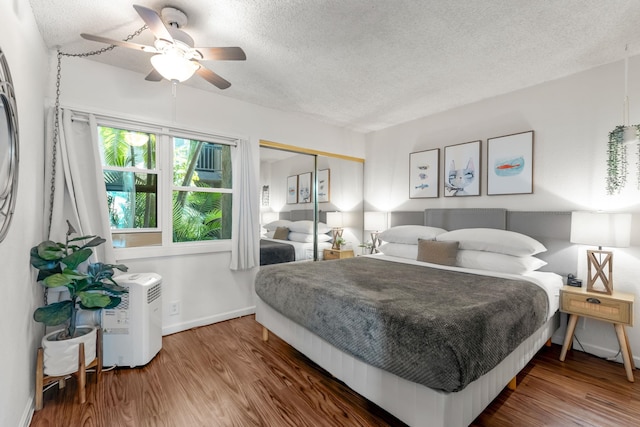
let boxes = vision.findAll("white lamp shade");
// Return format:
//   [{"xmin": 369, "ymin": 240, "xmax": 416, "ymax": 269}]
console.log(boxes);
[
  {"xmin": 150, "ymin": 53, "xmax": 199, "ymax": 82},
  {"xmin": 570, "ymin": 211, "xmax": 631, "ymax": 248},
  {"xmin": 326, "ymin": 212, "xmax": 343, "ymax": 228},
  {"xmin": 261, "ymin": 211, "xmax": 279, "ymax": 225},
  {"xmin": 364, "ymin": 211, "xmax": 387, "ymax": 231}
]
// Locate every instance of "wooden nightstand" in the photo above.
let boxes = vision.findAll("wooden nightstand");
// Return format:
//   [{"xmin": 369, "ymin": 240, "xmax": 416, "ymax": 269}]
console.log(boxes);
[
  {"xmin": 323, "ymin": 248, "xmax": 354, "ymax": 260},
  {"xmin": 559, "ymin": 285, "xmax": 635, "ymax": 382}
]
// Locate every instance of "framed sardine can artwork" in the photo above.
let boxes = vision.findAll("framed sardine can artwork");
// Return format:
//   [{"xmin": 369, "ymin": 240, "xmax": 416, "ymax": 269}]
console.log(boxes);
[
  {"xmin": 286, "ymin": 175, "xmax": 298, "ymax": 204},
  {"xmin": 409, "ymin": 149, "xmax": 439, "ymax": 198},
  {"xmin": 317, "ymin": 169, "xmax": 330, "ymax": 203},
  {"xmin": 444, "ymin": 140, "xmax": 481, "ymax": 197},
  {"xmin": 487, "ymin": 131, "xmax": 533, "ymax": 195}
]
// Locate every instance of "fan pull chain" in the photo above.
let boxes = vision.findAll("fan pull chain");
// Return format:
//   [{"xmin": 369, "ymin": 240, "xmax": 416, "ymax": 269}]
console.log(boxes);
[{"xmin": 172, "ymin": 81, "xmax": 178, "ymax": 123}]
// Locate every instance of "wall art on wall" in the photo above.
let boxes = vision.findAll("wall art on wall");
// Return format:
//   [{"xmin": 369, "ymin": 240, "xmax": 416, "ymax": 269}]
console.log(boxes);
[
  {"xmin": 409, "ymin": 149, "xmax": 439, "ymax": 198},
  {"xmin": 444, "ymin": 140, "xmax": 481, "ymax": 197},
  {"xmin": 286, "ymin": 175, "xmax": 298, "ymax": 204},
  {"xmin": 487, "ymin": 130, "xmax": 533, "ymax": 195},
  {"xmin": 317, "ymin": 169, "xmax": 330, "ymax": 203},
  {"xmin": 298, "ymin": 172, "xmax": 312, "ymax": 203}
]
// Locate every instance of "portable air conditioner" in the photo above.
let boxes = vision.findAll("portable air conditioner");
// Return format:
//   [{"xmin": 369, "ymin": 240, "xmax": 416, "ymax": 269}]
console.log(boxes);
[{"xmin": 102, "ymin": 273, "xmax": 162, "ymax": 367}]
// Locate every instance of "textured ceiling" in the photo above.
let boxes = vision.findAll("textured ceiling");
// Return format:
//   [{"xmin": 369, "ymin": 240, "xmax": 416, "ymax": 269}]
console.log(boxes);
[{"xmin": 28, "ymin": 1, "xmax": 640, "ymax": 133}]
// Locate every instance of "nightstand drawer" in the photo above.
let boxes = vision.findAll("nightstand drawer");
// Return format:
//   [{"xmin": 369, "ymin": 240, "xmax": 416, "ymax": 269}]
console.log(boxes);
[
  {"xmin": 561, "ymin": 292, "xmax": 632, "ymax": 325},
  {"xmin": 323, "ymin": 249, "xmax": 354, "ymax": 260}
]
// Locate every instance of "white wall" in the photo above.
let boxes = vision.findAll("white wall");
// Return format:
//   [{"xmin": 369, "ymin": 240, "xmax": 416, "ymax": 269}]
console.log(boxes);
[
  {"xmin": 0, "ymin": 1, "xmax": 48, "ymax": 426},
  {"xmin": 55, "ymin": 57, "xmax": 365, "ymax": 335},
  {"xmin": 364, "ymin": 57, "xmax": 640, "ymax": 364}
]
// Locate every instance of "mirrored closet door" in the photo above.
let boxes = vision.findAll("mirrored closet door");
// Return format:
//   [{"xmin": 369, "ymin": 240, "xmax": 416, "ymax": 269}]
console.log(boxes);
[{"xmin": 259, "ymin": 141, "xmax": 363, "ymax": 262}]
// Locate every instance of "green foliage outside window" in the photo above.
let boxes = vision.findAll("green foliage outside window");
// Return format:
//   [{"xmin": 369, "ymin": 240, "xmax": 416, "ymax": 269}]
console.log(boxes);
[{"xmin": 98, "ymin": 126, "xmax": 232, "ymax": 245}]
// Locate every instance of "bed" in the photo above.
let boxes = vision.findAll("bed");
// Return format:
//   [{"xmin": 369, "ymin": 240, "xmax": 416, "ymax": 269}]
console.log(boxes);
[
  {"xmin": 260, "ymin": 209, "xmax": 333, "ymax": 264},
  {"xmin": 255, "ymin": 208, "xmax": 577, "ymax": 426}
]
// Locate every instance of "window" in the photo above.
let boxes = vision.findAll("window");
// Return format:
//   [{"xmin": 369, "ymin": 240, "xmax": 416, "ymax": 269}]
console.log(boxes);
[
  {"xmin": 172, "ymin": 138, "xmax": 232, "ymax": 242},
  {"xmin": 97, "ymin": 122, "xmax": 233, "ymax": 249}
]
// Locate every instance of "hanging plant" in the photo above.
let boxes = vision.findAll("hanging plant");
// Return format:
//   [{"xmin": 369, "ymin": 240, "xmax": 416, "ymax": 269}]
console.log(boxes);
[{"xmin": 606, "ymin": 124, "xmax": 640, "ymax": 194}]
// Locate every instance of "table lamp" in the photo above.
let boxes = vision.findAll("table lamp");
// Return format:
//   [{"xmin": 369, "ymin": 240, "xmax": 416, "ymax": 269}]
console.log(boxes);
[
  {"xmin": 570, "ymin": 211, "xmax": 631, "ymax": 294},
  {"xmin": 364, "ymin": 211, "xmax": 388, "ymax": 253},
  {"xmin": 326, "ymin": 212, "xmax": 344, "ymax": 250}
]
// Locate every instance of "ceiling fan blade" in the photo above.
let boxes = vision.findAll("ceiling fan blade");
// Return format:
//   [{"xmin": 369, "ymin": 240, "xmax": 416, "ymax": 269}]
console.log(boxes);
[
  {"xmin": 196, "ymin": 47, "xmax": 247, "ymax": 61},
  {"xmin": 81, "ymin": 33, "xmax": 157, "ymax": 53},
  {"xmin": 145, "ymin": 69, "xmax": 163, "ymax": 82},
  {"xmin": 133, "ymin": 4, "xmax": 174, "ymax": 43},
  {"xmin": 195, "ymin": 65, "xmax": 231, "ymax": 90}
]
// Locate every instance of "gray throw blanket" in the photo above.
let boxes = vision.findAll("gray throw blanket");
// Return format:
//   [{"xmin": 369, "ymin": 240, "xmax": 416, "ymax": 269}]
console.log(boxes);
[
  {"xmin": 255, "ymin": 257, "xmax": 548, "ymax": 392},
  {"xmin": 260, "ymin": 239, "xmax": 296, "ymax": 265}
]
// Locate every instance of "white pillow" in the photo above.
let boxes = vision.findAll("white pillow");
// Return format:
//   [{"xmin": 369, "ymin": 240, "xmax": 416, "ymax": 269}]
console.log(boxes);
[
  {"xmin": 436, "ymin": 228, "xmax": 546, "ymax": 256},
  {"xmin": 288, "ymin": 220, "xmax": 332, "ymax": 234},
  {"xmin": 287, "ymin": 232, "xmax": 332, "ymax": 243},
  {"xmin": 456, "ymin": 250, "xmax": 547, "ymax": 274},
  {"xmin": 378, "ymin": 225, "xmax": 447, "ymax": 245},
  {"xmin": 264, "ymin": 220, "xmax": 292, "ymax": 232},
  {"xmin": 263, "ymin": 230, "xmax": 275, "ymax": 238},
  {"xmin": 378, "ymin": 243, "xmax": 419, "ymax": 259}
]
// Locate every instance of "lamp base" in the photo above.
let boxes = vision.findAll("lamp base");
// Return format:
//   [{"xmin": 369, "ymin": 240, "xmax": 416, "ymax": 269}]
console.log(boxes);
[
  {"xmin": 331, "ymin": 228, "xmax": 344, "ymax": 250},
  {"xmin": 370, "ymin": 232, "xmax": 381, "ymax": 254},
  {"xmin": 586, "ymin": 249, "xmax": 614, "ymax": 295}
]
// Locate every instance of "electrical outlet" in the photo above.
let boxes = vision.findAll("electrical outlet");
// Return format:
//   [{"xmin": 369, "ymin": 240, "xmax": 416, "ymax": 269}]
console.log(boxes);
[{"xmin": 169, "ymin": 301, "xmax": 180, "ymax": 316}]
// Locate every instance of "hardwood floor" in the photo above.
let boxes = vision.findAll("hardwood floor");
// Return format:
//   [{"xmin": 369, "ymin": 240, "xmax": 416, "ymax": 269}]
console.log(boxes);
[{"xmin": 30, "ymin": 315, "xmax": 640, "ymax": 427}]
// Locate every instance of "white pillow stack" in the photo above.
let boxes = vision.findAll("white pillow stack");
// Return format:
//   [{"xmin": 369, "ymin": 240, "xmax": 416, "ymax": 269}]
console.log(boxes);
[
  {"xmin": 436, "ymin": 228, "xmax": 547, "ymax": 274},
  {"xmin": 263, "ymin": 219, "xmax": 332, "ymax": 242},
  {"xmin": 378, "ymin": 226, "xmax": 447, "ymax": 259},
  {"xmin": 377, "ymin": 225, "xmax": 548, "ymax": 275}
]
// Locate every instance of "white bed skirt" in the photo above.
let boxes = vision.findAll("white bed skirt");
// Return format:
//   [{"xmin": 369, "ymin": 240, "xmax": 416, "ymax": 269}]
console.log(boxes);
[{"xmin": 256, "ymin": 298, "xmax": 560, "ymax": 427}]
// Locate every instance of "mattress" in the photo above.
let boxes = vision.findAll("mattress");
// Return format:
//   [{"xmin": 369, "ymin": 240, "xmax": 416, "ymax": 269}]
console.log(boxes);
[{"xmin": 255, "ymin": 254, "xmax": 563, "ymax": 426}]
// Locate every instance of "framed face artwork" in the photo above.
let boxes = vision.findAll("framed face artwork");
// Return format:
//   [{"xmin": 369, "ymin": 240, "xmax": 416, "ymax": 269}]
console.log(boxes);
[
  {"xmin": 487, "ymin": 131, "xmax": 534, "ymax": 195},
  {"xmin": 286, "ymin": 175, "xmax": 298, "ymax": 204},
  {"xmin": 443, "ymin": 140, "xmax": 481, "ymax": 197},
  {"xmin": 298, "ymin": 172, "xmax": 312, "ymax": 203},
  {"xmin": 409, "ymin": 149, "xmax": 439, "ymax": 198}
]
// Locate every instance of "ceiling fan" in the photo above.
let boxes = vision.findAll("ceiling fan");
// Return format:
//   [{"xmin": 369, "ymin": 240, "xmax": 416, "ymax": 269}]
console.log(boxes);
[{"xmin": 81, "ymin": 4, "xmax": 246, "ymax": 89}]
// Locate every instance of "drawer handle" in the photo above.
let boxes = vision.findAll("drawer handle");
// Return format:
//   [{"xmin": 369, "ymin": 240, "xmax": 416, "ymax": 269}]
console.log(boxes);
[{"xmin": 586, "ymin": 297, "xmax": 601, "ymax": 304}]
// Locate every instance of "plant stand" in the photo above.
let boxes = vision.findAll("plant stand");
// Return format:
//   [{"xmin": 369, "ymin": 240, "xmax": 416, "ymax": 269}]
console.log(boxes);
[{"xmin": 35, "ymin": 328, "xmax": 102, "ymax": 410}]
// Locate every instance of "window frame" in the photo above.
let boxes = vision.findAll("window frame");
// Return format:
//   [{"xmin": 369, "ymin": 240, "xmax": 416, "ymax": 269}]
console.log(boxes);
[{"xmin": 89, "ymin": 114, "xmax": 238, "ymax": 260}]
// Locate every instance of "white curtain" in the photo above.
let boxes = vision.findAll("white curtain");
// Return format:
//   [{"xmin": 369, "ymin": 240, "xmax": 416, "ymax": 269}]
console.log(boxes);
[
  {"xmin": 43, "ymin": 108, "xmax": 115, "ymax": 263},
  {"xmin": 230, "ymin": 138, "xmax": 260, "ymax": 270}
]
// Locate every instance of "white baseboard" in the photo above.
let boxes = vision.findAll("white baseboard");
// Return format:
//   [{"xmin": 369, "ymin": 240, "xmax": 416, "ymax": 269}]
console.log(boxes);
[
  {"xmin": 162, "ymin": 306, "xmax": 256, "ymax": 336},
  {"xmin": 20, "ymin": 395, "xmax": 34, "ymax": 427}
]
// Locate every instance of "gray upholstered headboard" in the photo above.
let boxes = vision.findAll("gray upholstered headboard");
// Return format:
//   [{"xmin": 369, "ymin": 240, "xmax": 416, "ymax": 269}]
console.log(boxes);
[
  {"xmin": 388, "ymin": 208, "xmax": 576, "ymax": 277},
  {"xmin": 278, "ymin": 209, "xmax": 327, "ymax": 224}
]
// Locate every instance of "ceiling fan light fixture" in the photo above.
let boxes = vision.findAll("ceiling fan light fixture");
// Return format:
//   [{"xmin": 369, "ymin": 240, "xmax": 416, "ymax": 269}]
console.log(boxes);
[
  {"xmin": 124, "ymin": 131, "xmax": 149, "ymax": 147},
  {"xmin": 150, "ymin": 52, "xmax": 199, "ymax": 82}
]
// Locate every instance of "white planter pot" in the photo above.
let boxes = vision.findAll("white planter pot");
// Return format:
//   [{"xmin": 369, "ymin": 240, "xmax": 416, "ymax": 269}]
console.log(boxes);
[{"xmin": 42, "ymin": 325, "xmax": 97, "ymax": 377}]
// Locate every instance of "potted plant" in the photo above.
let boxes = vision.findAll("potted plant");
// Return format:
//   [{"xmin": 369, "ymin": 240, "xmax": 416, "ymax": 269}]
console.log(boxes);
[
  {"xmin": 30, "ymin": 220, "xmax": 128, "ymax": 376},
  {"xmin": 358, "ymin": 241, "xmax": 373, "ymax": 255},
  {"xmin": 606, "ymin": 124, "xmax": 640, "ymax": 194}
]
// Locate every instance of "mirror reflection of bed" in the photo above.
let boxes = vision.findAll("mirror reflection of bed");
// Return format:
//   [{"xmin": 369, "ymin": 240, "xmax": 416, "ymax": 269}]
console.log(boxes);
[
  {"xmin": 255, "ymin": 208, "xmax": 578, "ymax": 427},
  {"xmin": 260, "ymin": 209, "xmax": 333, "ymax": 264},
  {"xmin": 259, "ymin": 142, "xmax": 364, "ymax": 265}
]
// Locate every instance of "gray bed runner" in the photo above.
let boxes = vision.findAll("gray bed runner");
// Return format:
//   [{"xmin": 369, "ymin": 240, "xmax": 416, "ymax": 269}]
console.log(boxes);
[{"xmin": 255, "ymin": 257, "xmax": 548, "ymax": 392}]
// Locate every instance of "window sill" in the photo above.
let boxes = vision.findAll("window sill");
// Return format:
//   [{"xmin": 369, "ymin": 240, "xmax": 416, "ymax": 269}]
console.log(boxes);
[{"xmin": 114, "ymin": 240, "xmax": 232, "ymax": 261}]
